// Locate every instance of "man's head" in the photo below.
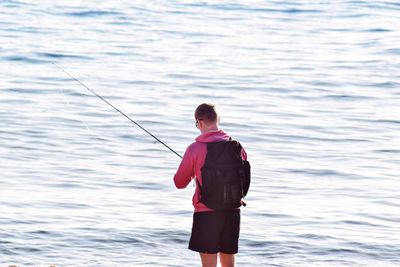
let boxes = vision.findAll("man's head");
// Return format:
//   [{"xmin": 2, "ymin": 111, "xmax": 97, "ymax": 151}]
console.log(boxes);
[{"xmin": 194, "ymin": 103, "xmax": 219, "ymax": 133}]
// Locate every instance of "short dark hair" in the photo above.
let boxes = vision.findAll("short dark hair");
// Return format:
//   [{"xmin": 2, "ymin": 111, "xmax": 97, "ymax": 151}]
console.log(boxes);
[{"xmin": 195, "ymin": 103, "xmax": 218, "ymax": 124}]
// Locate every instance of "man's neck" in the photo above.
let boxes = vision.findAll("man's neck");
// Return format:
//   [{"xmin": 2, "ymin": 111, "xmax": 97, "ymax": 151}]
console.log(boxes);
[{"xmin": 201, "ymin": 125, "xmax": 219, "ymax": 134}]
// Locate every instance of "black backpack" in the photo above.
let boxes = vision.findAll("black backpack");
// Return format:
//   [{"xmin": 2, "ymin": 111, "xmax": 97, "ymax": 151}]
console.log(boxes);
[{"xmin": 197, "ymin": 140, "xmax": 251, "ymax": 210}]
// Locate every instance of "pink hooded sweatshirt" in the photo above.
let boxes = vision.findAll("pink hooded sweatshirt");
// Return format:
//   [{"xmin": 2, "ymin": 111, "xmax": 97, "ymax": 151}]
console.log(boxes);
[{"xmin": 173, "ymin": 129, "xmax": 247, "ymax": 213}]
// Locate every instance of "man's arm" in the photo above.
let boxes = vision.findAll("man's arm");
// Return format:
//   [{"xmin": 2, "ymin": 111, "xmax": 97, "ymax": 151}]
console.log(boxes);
[{"xmin": 173, "ymin": 147, "xmax": 194, "ymax": 189}]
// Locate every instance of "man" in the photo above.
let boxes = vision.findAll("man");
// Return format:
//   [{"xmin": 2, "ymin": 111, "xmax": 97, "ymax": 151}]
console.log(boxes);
[{"xmin": 174, "ymin": 103, "xmax": 249, "ymax": 267}]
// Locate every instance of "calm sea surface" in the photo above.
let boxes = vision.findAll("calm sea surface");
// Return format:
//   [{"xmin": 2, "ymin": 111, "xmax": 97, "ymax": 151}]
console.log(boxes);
[{"xmin": 0, "ymin": 0, "xmax": 399, "ymax": 266}]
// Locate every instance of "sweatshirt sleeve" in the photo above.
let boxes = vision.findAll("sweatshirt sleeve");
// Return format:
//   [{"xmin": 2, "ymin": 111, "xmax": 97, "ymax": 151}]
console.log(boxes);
[
  {"xmin": 173, "ymin": 146, "xmax": 194, "ymax": 189},
  {"xmin": 241, "ymin": 147, "xmax": 247, "ymax": 161}
]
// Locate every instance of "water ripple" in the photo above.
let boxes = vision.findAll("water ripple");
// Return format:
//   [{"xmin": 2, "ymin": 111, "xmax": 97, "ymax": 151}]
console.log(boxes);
[{"xmin": 62, "ymin": 10, "xmax": 125, "ymax": 17}]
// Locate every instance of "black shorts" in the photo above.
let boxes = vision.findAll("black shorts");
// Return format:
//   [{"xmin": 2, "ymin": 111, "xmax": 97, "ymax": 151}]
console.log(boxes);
[{"xmin": 189, "ymin": 209, "xmax": 240, "ymax": 254}]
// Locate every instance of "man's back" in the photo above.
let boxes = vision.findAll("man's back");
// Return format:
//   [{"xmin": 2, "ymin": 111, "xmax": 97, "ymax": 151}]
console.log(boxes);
[{"xmin": 199, "ymin": 140, "xmax": 250, "ymax": 210}]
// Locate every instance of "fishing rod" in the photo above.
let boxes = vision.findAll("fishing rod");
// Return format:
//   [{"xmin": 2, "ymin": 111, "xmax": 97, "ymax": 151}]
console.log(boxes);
[{"xmin": 53, "ymin": 62, "xmax": 182, "ymax": 159}]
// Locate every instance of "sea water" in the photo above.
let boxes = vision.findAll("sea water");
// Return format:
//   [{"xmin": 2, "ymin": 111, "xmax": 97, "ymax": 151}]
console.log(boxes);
[{"xmin": 0, "ymin": 0, "xmax": 399, "ymax": 266}]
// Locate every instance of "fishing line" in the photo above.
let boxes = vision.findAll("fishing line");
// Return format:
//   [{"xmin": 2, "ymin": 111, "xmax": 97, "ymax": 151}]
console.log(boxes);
[
  {"xmin": 59, "ymin": 85, "xmax": 93, "ymax": 134},
  {"xmin": 53, "ymin": 62, "xmax": 182, "ymax": 159}
]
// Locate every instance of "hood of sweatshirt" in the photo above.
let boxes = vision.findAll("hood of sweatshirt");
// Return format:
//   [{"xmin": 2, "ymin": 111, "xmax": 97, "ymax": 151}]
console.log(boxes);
[{"xmin": 195, "ymin": 129, "xmax": 230, "ymax": 143}]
